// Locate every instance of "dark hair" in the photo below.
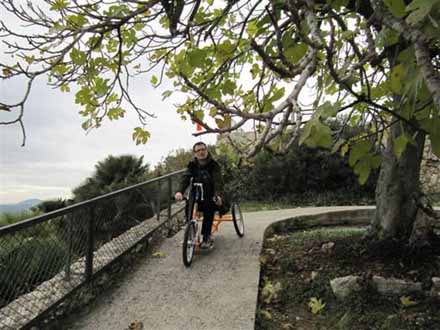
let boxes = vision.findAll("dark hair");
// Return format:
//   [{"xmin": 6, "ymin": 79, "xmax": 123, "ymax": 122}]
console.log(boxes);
[{"xmin": 192, "ymin": 141, "xmax": 207, "ymax": 152}]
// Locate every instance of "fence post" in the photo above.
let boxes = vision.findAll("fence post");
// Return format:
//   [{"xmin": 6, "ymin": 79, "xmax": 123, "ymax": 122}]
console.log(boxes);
[
  {"xmin": 167, "ymin": 177, "xmax": 172, "ymax": 221},
  {"xmin": 156, "ymin": 179, "xmax": 161, "ymax": 221},
  {"xmin": 85, "ymin": 205, "xmax": 95, "ymax": 282}
]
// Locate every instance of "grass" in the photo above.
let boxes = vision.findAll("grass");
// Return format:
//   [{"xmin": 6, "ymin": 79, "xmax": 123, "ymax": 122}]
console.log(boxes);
[{"xmin": 256, "ymin": 226, "xmax": 440, "ymax": 330}]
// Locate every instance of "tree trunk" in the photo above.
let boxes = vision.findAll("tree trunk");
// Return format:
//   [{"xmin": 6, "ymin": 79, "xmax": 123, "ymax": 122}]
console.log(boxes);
[{"xmin": 370, "ymin": 122, "xmax": 426, "ymax": 242}]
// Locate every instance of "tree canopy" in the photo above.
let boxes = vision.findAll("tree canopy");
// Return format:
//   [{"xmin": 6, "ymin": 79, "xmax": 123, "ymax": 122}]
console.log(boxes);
[{"xmin": 1, "ymin": 0, "xmax": 439, "ymax": 185}]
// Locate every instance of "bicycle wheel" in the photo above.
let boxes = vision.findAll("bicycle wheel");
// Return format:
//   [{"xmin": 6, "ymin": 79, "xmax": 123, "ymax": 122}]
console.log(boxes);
[
  {"xmin": 232, "ymin": 202, "xmax": 245, "ymax": 237},
  {"xmin": 182, "ymin": 221, "xmax": 196, "ymax": 267}
]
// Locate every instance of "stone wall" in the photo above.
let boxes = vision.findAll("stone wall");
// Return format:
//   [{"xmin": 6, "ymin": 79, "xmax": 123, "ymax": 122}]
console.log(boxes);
[{"xmin": 420, "ymin": 139, "xmax": 440, "ymax": 195}]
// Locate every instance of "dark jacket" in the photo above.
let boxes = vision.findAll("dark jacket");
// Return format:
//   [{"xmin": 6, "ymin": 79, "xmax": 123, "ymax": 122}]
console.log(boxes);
[{"xmin": 179, "ymin": 154, "xmax": 224, "ymax": 200}]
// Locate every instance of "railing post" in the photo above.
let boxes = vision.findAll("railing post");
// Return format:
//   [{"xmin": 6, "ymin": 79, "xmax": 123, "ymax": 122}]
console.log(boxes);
[
  {"xmin": 85, "ymin": 204, "xmax": 95, "ymax": 282},
  {"xmin": 167, "ymin": 177, "xmax": 172, "ymax": 221},
  {"xmin": 156, "ymin": 179, "xmax": 161, "ymax": 221}
]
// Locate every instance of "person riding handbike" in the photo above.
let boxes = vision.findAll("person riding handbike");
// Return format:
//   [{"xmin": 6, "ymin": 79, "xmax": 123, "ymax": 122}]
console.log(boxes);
[{"xmin": 174, "ymin": 142, "xmax": 225, "ymax": 250}]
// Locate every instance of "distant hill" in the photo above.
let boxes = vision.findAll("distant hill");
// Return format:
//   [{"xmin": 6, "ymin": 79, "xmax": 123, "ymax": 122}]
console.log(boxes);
[{"xmin": 0, "ymin": 199, "xmax": 42, "ymax": 214}]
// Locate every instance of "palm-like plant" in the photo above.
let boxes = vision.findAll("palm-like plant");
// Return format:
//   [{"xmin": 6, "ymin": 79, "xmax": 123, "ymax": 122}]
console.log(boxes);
[{"xmin": 72, "ymin": 155, "xmax": 153, "ymax": 243}]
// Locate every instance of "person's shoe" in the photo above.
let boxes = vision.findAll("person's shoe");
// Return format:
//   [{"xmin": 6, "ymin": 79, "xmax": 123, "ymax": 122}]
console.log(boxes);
[{"xmin": 200, "ymin": 238, "xmax": 214, "ymax": 250}]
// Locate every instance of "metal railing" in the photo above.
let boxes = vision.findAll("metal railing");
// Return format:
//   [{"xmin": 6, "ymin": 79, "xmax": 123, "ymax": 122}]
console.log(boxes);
[{"xmin": 0, "ymin": 169, "xmax": 185, "ymax": 330}]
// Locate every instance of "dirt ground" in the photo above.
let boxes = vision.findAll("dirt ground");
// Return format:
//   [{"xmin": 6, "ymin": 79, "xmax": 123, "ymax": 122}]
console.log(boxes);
[{"xmin": 255, "ymin": 227, "xmax": 440, "ymax": 330}]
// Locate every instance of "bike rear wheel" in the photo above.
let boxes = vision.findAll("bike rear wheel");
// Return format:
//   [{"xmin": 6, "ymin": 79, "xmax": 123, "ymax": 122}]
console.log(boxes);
[
  {"xmin": 232, "ymin": 202, "xmax": 245, "ymax": 237},
  {"xmin": 182, "ymin": 221, "xmax": 196, "ymax": 267}
]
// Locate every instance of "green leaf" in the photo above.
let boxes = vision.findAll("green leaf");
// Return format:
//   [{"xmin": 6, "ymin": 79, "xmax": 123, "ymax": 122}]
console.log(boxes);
[
  {"xmin": 152, "ymin": 251, "xmax": 168, "ymax": 258},
  {"xmin": 349, "ymin": 140, "xmax": 372, "ymax": 167},
  {"xmin": 354, "ymin": 158, "xmax": 371, "ymax": 185},
  {"xmin": 250, "ymin": 64, "xmax": 261, "ymax": 79},
  {"xmin": 50, "ymin": 0, "xmax": 69, "ymax": 11},
  {"xmin": 209, "ymin": 107, "xmax": 217, "ymax": 117},
  {"xmin": 162, "ymin": 90, "xmax": 173, "ymax": 100},
  {"xmin": 308, "ymin": 297, "xmax": 326, "ymax": 314},
  {"xmin": 300, "ymin": 119, "xmax": 332, "ymax": 149},
  {"xmin": 217, "ymin": 40, "xmax": 235, "ymax": 59},
  {"xmin": 390, "ymin": 64, "xmax": 405, "ymax": 94},
  {"xmin": 384, "ymin": 0, "xmax": 407, "ymax": 17},
  {"xmin": 60, "ymin": 84, "xmax": 70, "ymax": 93},
  {"xmin": 151, "ymin": 75, "xmax": 158, "ymax": 86},
  {"xmin": 377, "ymin": 28, "xmax": 400, "ymax": 48},
  {"xmin": 405, "ymin": 0, "xmax": 434, "ymax": 25},
  {"xmin": 187, "ymin": 49, "xmax": 206, "ymax": 68},
  {"xmin": 246, "ymin": 20, "xmax": 259, "ymax": 37},
  {"xmin": 270, "ymin": 87, "xmax": 285, "ymax": 102},
  {"xmin": 132, "ymin": 127, "xmax": 150, "ymax": 145},
  {"xmin": 107, "ymin": 107, "xmax": 125, "ymax": 120},
  {"xmin": 66, "ymin": 14, "xmax": 88, "ymax": 27},
  {"xmin": 106, "ymin": 39, "xmax": 119, "ymax": 53},
  {"xmin": 331, "ymin": 138, "xmax": 346, "ymax": 154},
  {"xmin": 319, "ymin": 101, "xmax": 339, "ymax": 119},
  {"xmin": 312, "ymin": 121, "xmax": 333, "ymax": 149},
  {"xmin": 193, "ymin": 110, "xmax": 204, "ymax": 121},
  {"xmin": 326, "ymin": 0, "xmax": 349, "ymax": 10},
  {"xmin": 81, "ymin": 119, "xmax": 92, "ymax": 130},
  {"xmin": 24, "ymin": 55, "xmax": 35, "ymax": 64},
  {"xmin": 75, "ymin": 86, "xmax": 93, "ymax": 105},
  {"xmin": 70, "ymin": 48, "xmax": 87, "ymax": 65},
  {"xmin": 393, "ymin": 134, "xmax": 409, "ymax": 158},
  {"xmin": 223, "ymin": 80, "xmax": 237, "ymax": 96},
  {"xmin": 400, "ymin": 295, "xmax": 418, "ymax": 307},
  {"xmin": 299, "ymin": 120, "xmax": 313, "ymax": 146},
  {"xmin": 285, "ymin": 43, "xmax": 308, "ymax": 64},
  {"xmin": 93, "ymin": 77, "xmax": 109, "ymax": 97}
]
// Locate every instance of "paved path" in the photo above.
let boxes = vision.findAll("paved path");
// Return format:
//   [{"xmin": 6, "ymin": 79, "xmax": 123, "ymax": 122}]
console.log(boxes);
[{"xmin": 68, "ymin": 206, "xmax": 373, "ymax": 330}]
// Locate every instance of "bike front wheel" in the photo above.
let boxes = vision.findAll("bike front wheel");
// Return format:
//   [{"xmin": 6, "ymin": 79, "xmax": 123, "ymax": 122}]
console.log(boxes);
[
  {"xmin": 182, "ymin": 221, "xmax": 197, "ymax": 267},
  {"xmin": 232, "ymin": 202, "xmax": 245, "ymax": 237}
]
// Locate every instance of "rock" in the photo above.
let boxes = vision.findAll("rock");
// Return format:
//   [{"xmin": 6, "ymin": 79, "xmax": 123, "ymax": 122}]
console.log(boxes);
[
  {"xmin": 381, "ymin": 314, "xmax": 401, "ymax": 330},
  {"xmin": 311, "ymin": 271, "xmax": 318, "ymax": 280},
  {"xmin": 373, "ymin": 276, "xmax": 422, "ymax": 296},
  {"xmin": 430, "ymin": 277, "xmax": 440, "ymax": 297},
  {"xmin": 321, "ymin": 241, "xmax": 335, "ymax": 252},
  {"xmin": 337, "ymin": 311, "xmax": 355, "ymax": 329},
  {"xmin": 330, "ymin": 275, "xmax": 362, "ymax": 299}
]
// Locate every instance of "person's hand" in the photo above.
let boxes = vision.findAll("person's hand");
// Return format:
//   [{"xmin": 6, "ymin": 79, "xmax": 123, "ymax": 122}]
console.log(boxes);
[
  {"xmin": 175, "ymin": 192, "xmax": 183, "ymax": 201},
  {"xmin": 214, "ymin": 195, "xmax": 222, "ymax": 206}
]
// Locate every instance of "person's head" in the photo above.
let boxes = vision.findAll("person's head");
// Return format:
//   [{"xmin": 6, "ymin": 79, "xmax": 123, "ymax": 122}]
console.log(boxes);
[{"xmin": 192, "ymin": 142, "xmax": 208, "ymax": 161}]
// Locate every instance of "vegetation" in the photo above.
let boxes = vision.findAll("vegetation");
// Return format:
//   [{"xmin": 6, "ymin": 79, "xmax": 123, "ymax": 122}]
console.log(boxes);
[
  {"xmin": 256, "ymin": 227, "xmax": 440, "ymax": 329},
  {"xmin": 155, "ymin": 143, "xmax": 376, "ymax": 207},
  {"xmin": 1, "ymin": 0, "xmax": 439, "ymax": 248},
  {"xmin": 0, "ymin": 210, "xmax": 42, "ymax": 227}
]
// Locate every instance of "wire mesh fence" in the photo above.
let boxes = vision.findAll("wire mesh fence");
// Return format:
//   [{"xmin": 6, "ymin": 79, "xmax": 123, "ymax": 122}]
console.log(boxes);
[{"xmin": 0, "ymin": 170, "xmax": 185, "ymax": 330}]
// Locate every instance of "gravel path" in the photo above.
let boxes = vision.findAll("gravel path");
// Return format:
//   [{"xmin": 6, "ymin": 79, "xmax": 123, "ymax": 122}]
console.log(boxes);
[{"xmin": 68, "ymin": 206, "xmax": 373, "ymax": 330}]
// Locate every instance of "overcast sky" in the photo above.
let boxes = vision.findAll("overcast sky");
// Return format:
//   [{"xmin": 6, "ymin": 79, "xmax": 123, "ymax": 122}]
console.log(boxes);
[{"xmin": 0, "ymin": 74, "xmax": 216, "ymax": 204}]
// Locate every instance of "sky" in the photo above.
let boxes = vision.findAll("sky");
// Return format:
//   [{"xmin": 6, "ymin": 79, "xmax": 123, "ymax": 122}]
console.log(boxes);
[{"xmin": 0, "ymin": 74, "xmax": 216, "ymax": 204}]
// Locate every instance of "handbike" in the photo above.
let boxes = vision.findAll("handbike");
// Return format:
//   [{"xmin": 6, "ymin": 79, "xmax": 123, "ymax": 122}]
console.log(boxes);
[{"xmin": 182, "ymin": 181, "xmax": 244, "ymax": 267}]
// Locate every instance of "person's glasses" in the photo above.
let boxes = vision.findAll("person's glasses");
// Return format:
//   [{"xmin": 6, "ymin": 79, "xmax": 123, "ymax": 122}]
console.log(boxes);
[{"xmin": 194, "ymin": 148, "xmax": 207, "ymax": 153}]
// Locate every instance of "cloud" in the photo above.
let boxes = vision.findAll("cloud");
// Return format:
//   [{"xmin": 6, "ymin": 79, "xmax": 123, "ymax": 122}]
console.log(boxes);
[{"xmin": 0, "ymin": 73, "xmax": 216, "ymax": 204}]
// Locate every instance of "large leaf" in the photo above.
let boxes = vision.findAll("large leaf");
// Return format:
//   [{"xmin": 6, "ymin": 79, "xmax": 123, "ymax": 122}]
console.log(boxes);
[
  {"xmin": 393, "ymin": 134, "xmax": 409, "ymax": 158},
  {"xmin": 349, "ymin": 140, "xmax": 372, "ymax": 167},
  {"xmin": 384, "ymin": 0, "xmax": 407, "ymax": 17},
  {"xmin": 285, "ymin": 43, "xmax": 308, "ymax": 64},
  {"xmin": 390, "ymin": 64, "xmax": 405, "ymax": 94}
]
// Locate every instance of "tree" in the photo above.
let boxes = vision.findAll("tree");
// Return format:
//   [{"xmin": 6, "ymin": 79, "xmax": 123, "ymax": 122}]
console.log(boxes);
[
  {"xmin": 1, "ymin": 0, "xmax": 439, "ymax": 246},
  {"xmin": 72, "ymin": 155, "xmax": 154, "ymax": 237}
]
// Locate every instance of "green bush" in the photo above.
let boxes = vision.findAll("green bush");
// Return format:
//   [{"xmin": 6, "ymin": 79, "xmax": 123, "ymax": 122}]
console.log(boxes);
[{"xmin": 0, "ymin": 210, "xmax": 41, "ymax": 228}]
